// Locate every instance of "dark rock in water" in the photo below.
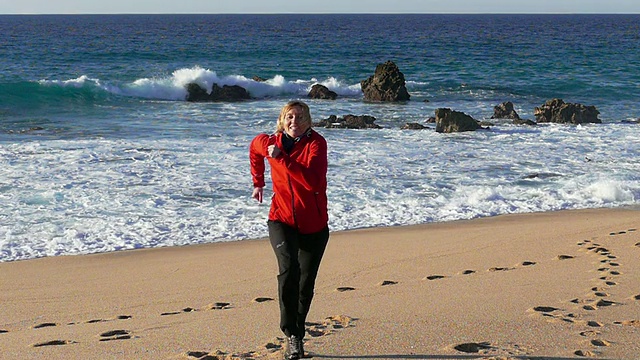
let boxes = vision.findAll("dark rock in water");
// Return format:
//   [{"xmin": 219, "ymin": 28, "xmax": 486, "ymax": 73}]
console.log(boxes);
[
  {"xmin": 314, "ymin": 114, "xmax": 381, "ymax": 129},
  {"xmin": 534, "ymin": 98, "xmax": 601, "ymax": 124},
  {"xmin": 401, "ymin": 122, "xmax": 428, "ymax": 130},
  {"xmin": 308, "ymin": 84, "xmax": 338, "ymax": 100},
  {"xmin": 434, "ymin": 108, "xmax": 483, "ymax": 133},
  {"xmin": 360, "ymin": 60, "xmax": 410, "ymax": 102},
  {"xmin": 478, "ymin": 120, "xmax": 494, "ymax": 127},
  {"xmin": 492, "ymin": 101, "xmax": 521, "ymax": 120},
  {"xmin": 252, "ymin": 76, "xmax": 266, "ymax": 82},
  {"xmin": 514, "ymin": 118, "xmax": 537, "ymax": 126},
  {"xmin": 492, "ymin": 101, "xmax": 537, "ymax": 125},
  {"xmin": 185, "ymin": 83, "xmax": 209, "ymax": 101},
  {"xmin": 185, "ymin": 83, "xmax": 251, "ymax": 102}
]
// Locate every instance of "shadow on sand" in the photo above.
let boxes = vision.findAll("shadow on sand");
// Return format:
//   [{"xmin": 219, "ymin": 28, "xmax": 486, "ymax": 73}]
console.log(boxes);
[{"xmin": 312, "ymin": 354, "xmax": 617, "ymax": 360}]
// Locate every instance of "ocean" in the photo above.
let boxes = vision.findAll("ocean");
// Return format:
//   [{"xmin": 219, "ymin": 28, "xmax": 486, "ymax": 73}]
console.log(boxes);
[{"xmin": 1, "ymin": 14, "xmax": 639, "ymax": 262}]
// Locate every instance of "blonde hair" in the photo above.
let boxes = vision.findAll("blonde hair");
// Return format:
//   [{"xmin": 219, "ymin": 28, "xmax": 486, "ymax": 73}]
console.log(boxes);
[{"xmin": 275, "ymin": 100, "xmax": 312, "ymax": 133}]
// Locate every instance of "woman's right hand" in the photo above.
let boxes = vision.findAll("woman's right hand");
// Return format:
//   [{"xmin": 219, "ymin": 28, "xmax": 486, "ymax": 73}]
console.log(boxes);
[
  {"xmin": 267, "ymin": 144, "xmax": 281, "ymax": 158},
  {"xmin": 252, "ymin": 187, "xmax": 264, "ymax": 203}
]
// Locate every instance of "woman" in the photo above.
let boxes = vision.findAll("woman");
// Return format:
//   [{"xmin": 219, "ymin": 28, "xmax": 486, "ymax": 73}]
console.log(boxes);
[{"xmin": 249, "ymin": 100, "xmax": 330, "ymax": 360}]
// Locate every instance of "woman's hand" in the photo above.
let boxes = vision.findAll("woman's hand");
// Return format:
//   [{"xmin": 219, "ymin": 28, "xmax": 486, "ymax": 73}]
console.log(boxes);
[
  {"xmin": 267, "ymin": 145, "xmax": 281, "ymax": 158},
  {"xmin": 252, "ymin": 187, "xmax": 264, "ymax": 203}
]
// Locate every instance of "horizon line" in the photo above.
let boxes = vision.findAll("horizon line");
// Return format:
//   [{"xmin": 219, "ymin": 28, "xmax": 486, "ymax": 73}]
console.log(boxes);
[{"xmin": 2, "ymin": 12, "xmax": 639, "ymax": 15}]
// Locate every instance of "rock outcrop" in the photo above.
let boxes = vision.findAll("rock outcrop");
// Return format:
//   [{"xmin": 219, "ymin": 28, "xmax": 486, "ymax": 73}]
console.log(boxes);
[
  {"xmin": 492, "ymin": 101, "xmax": 521, "ymax": 120},
  {"xmin": 314, "ymin": 114, "xmax": 381, "ymax": 129},
  {"xmin": 401, "ymin": 122, "xmax": 428, "ymax": 130},
  {"xmin": 534, "ymin": 98, "xmax": 601, "ymax": 124},
  {"xmin": 308, "ymin": 84, "xmax": 337, "ymax": 100},
  {"xmin": 360, "ymin": 61, "xmax": 410, "ymax": 102},
  {"xmin": 435, "ymin": 108, "xmax": 483, "ymax": 133},
  {"xmin": 185, "ymin": 83, "xmax": 251, "ymax": 102}
]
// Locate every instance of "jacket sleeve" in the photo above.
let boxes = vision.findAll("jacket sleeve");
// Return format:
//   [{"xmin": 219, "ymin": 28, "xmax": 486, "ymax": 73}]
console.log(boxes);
[
  {"xmin": 249, "ymin": 134, "xmax": 268, "ymax": 188},
  {"xmin": 278, "ymin": 134, "xmax": 327, "ymax": 191}
]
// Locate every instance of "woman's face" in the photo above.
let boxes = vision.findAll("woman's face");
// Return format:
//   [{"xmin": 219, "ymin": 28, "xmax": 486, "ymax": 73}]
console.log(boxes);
[{"xmin": 284, "ymin": 106, "xmax": 309, "ymax": 138}]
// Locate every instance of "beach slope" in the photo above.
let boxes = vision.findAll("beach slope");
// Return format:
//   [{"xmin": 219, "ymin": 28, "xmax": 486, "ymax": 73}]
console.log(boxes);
[{"xmin": 1, "ymin": 208, "xmax": 639, "ymax": 359}]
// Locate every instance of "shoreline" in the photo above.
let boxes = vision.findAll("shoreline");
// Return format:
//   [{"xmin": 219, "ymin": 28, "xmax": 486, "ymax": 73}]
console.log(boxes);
[
  {"xmin": 4, "ymin": 205, "xmax": 640, "ymax": 265},
  {"xmin": 1, "ymin": 207, "xmax": 639, "ymax": 359}
]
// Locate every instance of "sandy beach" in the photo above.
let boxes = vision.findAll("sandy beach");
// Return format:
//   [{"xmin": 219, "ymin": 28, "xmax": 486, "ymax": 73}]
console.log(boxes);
[{"xmin": 1, "ymin": 208, "xmax": 639, "ymax": 360}]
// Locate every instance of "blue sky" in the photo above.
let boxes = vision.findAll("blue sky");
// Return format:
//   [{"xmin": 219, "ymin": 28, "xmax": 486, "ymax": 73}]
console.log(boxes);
[{"xmin": 2, "ymin": 0, "xmax": 639, "ymax": 14}]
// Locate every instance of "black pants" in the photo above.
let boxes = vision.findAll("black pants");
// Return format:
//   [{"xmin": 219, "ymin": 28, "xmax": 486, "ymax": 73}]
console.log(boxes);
[{"xmin": 268, "ymin": 220, "xmax": 329, "ymax": 338}]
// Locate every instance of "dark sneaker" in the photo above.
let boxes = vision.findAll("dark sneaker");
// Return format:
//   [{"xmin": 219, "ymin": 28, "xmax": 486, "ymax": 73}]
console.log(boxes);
[
  {"xmin": 299, "ymin": 339, "xmax": 309, "ymax": 358},
  {"xmin": 285, "ymin": 335, "xmax": 302, "ymax": 360}
]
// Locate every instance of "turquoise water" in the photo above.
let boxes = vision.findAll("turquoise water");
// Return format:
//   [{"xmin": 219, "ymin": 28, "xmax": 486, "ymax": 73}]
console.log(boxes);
[{"xmin": 0, "ymin": 14, "xmax": 639, "ymax": 261}]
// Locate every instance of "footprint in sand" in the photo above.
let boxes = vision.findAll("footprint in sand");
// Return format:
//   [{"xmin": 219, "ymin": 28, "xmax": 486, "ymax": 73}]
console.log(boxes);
[
  {"xmin": 32, "ymin": 340, "xmax": 77, "ymax": 347},
  {"xmin": 379, "ymin": 280, "xmax": 398, "ymax": 286},
  {"xmin": 205, "ymin": 302, "xmax": 232, "ymax": 310},
  {"xmin": 336, "ymin": 286, "xmax": 355, "ymax": 292},
  {"xmin": 596, "ymin": 299, "xmax": 618, "ymax": 307},
  {"xmin": 424, "ymin": 274, "xmax": 446, "ymax": 280},
  {"xmin": 161, "ymin": 302, "xmax": 231, "ymax": 315},
  {"xmin": 581, "ymin": 299, "xmax": 616, "ymax": 311},
  {"xmin": 532, "ymin": 306, "xmax": 560, "ymax": 313},
  {"xmin": 322, "ymin": 315, "xmax": 355, "ymax": 330},
  {"xmin": 634, "ymin": 294, "xmax": 640, "ymax": 301},
  {"xmin": 0, "ymin": 329, "xmax": 8, "ymax": 334},
  {"xmin": 613, "ymin": 320, "xmax": 640, "ymax": 327},
  {"xmin": 453, "ymin": 342, "xmax": 494, "ymax": 353},
  {"xmin": 184, "ymin": 351, "xmax": 213, "ymax": 358},
  {"xmin": 557, "ymin": 254, "xmax": 575, "ymax": 260},
  {"xmin": 574, "ymin": 349, "xmax": 597, "ymax": 357},
  {"xmin": 522, "ymin": 261, "xmax": 537, "ymax": 266},
  {"xmin": 99, "ymin": 329, "xmax": 132, "ymax": 341},
  {"xmin": 306, "ymin": 315, "xmax": 356, "ymax": 338},
  {"xmin": 593, "ymin": 249, "xmax": 611, "ymax": 256},
  {"xmin": 182, "ymin": 315, "xmax": 356, "ymax": 359},
  {"xmin": 591, "ymin": 339, "xmax": 611, "ymax": 347},
  {"xmin": 462, "ymin": 269, "xmax": 476, "ymax": 275},
  {"xmin": 488, "ymin": 266, "xmax": 515, "ymax": 272},
  {"xmin": 86, "ymin": 315, "xmax": 132, "ymax": 324},
  {"xmin": 33, "ymin": 323, "xmax": 58, "ymax": 329},
  {"xmin": 253, "ymin": 297, "xmax": 274, "ymax": 303},
  {"xmin": 610, "ymin": 229, "xmax": 636, "ymax": 235},
  {"xmin": 580, "ymin": 330, "xmax": 600, "ymax": 337},
  {"xmin": 161, "ymin": 307, "xmax": 198, "ymax": 316}
]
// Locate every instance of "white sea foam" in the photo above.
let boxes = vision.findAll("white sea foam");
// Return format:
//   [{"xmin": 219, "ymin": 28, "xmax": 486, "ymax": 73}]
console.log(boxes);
[
  {"xmin": 36, "ymin": 67, "xmax": 365, "ymax": 102},
  {"xmin": 38, "ymin": 75, "xmax": 101, "ymax": 87},
  {"xmin": 1, "ymin": 111, "xmax": 638, "ymax": 262}
]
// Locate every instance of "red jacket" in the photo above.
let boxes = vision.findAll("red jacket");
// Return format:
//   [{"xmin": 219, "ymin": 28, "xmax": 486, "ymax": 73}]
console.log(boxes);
[{"xmin": 249, "ymin": 129, "xmax": 328, "ymax": 234}]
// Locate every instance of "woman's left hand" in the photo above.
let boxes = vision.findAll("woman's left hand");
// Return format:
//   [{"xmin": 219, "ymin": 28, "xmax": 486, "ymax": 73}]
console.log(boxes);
[{"xmin": 252, "ymin": 187, "xmax": 264, "ymax": 203}]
